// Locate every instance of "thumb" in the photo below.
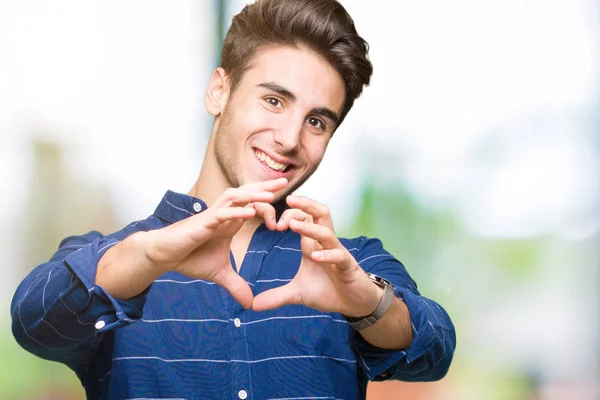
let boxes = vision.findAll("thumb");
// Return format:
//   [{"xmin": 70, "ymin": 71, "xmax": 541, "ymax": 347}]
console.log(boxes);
[
  {"xmin": 212, "ymin": 267, "xmax": 254, "ymax": 309},
  {"xmin": 252, "ymin": 283, "xmax": 301, "ymax": 312}
]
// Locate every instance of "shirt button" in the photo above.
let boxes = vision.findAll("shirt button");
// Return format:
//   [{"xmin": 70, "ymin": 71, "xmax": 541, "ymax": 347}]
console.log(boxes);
[
  {"xmin": 233, "ymin": 318, "xmax": 241, "ymax": 328},
  {"xmin": 95, "ymin": 320, "xmax": 106, "ymax": 330},
  {"xmin": 238, "ymin": 389, "xmax": 248, "ymax": 399},
  {"xmin": 193, "ymin": 202, "xmax": 202, "ymax": 213}
]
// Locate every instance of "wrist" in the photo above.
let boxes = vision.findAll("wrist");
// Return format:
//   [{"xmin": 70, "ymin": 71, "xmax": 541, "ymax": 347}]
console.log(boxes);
[
  {"xmin": 342, "ymin": 273, "xmax": 395, "ymax": 331},
  {"xmin": 343, "ymin": 281, "xmax": 384, "ymax": 318},
  {"xmin": 95, "ymin": 231, "xmax": 165, "ymax": 300},
  {"xmin": 135, "ymin": 230, "xmax": 171, "ymax": 274}
]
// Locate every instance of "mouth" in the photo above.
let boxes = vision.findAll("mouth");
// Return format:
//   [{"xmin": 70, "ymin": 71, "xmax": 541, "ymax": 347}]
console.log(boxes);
[{"xmin": 253, "ymin": 148, "xmax": 294, "ymax": 174}]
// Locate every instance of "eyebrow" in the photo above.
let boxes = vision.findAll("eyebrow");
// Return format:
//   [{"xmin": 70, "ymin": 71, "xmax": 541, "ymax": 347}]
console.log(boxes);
[
  {"xmin": 257, "ymin": 81, "xmax": 340, "ymax": 126},
  {"xmin": 310, "ymin": 107, "xmax": 339, "ymax": 127}
]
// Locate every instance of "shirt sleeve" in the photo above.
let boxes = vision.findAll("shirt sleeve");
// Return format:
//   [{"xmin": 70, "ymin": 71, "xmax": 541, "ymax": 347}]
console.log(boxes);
[
  {"xmin": 347, "ymin": 237, "xmax": 456, "ymax": 382},
  {"xmin": 10, "ymin": 228, "xmax": 150, "ymax": 374}
]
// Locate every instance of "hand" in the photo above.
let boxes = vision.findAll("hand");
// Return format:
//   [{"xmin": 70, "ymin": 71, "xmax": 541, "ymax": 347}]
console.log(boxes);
[
  {"xmin": 252, "ymin": 195, "xmax": 383, "ymax": 316},
  {"xmin": 145, "ymin": 178, "xmax": 288, "ymax": 308}
]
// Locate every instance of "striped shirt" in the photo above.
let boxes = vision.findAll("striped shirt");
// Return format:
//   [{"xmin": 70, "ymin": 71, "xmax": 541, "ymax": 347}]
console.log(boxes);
[{"xmin": 11, "ymin": 190, "xmax": 455, "ymax": 399}]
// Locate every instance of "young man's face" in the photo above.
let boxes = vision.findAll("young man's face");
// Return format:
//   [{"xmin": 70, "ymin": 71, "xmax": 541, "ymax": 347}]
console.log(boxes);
[{"xmin": 211, "ymin": 45, "xmax": 346, "ymax": 201}]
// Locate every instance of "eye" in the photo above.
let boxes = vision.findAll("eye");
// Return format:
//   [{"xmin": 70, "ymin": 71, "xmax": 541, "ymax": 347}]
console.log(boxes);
[
  {"xmin": 307, "ymin": 117, "xmax": 326, "ymax": 131},
  {"xmin": 265, "ymin": 97, "xmax": 282, "ymax": 109}
]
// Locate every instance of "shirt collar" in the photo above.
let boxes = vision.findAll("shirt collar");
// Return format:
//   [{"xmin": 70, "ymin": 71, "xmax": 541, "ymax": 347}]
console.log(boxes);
[
  {"xmin": 154, "ymin": 190, "xmax": 290, "ymax": 224},
  {"xmin": 154, "ymin": 190, "xmax": 208, "ymax": 224}
]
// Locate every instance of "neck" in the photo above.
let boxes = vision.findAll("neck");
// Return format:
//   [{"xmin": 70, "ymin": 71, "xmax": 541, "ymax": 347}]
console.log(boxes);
[{"xmin": 188, "ymin": 133, "xmax": 225, "ymax": 205}]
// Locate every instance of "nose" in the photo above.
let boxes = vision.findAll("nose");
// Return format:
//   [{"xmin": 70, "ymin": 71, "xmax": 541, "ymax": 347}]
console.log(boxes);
[{"xmin": 273, "ymin": 116, "xmax": 303, "ymax": 153}]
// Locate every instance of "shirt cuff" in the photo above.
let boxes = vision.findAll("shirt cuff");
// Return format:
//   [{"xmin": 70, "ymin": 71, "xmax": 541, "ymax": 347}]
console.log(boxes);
[
  {"xmin": 348, "ymin": 287, "xmax": 436, "ymax": 380},
  {"xmin": 63, "ymin": 238, "xmax": 149, "ymax": 332}
]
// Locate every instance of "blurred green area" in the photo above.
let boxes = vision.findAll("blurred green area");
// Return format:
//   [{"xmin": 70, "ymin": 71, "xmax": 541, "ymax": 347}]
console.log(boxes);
[{"xmin": 0, "ymin": 319, "xmax": 83, "ymax": 399}]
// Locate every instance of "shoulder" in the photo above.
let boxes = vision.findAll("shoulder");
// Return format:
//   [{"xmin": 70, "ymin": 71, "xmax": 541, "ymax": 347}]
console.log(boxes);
[
  {"xmin": 59, "ymin": 214, "xmax": 164, "ymax": 248},
  {"xmin": 339, "ymin": 235, "xmax": 417, "ymax": 291},
  {"xmin": 339, "ymin": 235, "xmax": 406, "ymax": 271},
  {"xmin": 338, "ymin": 235, "xmax": 386, "ymax": 253}
]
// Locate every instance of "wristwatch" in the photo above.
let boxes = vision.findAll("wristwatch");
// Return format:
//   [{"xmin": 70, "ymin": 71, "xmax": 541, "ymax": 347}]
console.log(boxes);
[{"xmin": 342, "ymin": 273, "xmax": 395, "ymax": 331}]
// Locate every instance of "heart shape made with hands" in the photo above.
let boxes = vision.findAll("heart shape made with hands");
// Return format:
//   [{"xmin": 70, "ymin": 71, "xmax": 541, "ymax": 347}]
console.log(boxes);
[{"xmin": 249, "ymin": 195, "xmax": 382, "ymax": 317}]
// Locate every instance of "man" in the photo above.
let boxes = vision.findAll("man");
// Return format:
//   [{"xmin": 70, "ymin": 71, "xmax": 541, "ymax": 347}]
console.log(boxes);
[{"xmin": 12, "ymin": 0, "xmax": 456, "ymax": 399}]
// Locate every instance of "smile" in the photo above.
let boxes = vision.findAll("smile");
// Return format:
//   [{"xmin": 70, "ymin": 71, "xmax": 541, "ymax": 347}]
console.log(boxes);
[{"xmin": 253, "ymin": 149, "xmax": 291, "ymax": 172}]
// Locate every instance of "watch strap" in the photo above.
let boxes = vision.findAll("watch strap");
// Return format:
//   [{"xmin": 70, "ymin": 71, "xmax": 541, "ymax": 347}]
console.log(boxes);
[{"xmin": 343, "ymin": 275, "xmax": 395, "ymax": 331}]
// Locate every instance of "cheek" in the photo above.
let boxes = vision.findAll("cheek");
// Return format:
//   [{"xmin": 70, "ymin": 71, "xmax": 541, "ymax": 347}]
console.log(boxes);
[
  {"xmin": 237, "ymin": 102, "xmax": 276, "ymax": 134},
  {"xmin": 303, "ymin": 138, "xmax": 329, "ymax": 168}
]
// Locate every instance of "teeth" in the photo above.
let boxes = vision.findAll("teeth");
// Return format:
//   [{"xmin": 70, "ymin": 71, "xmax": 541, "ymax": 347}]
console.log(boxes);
[{"xmin": 254, "ymin": 150, "xmax": 288, "ymax": 172}]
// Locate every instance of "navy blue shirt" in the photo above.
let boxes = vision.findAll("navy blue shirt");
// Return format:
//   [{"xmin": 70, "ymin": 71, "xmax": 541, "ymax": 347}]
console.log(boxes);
[{"xmin": 12, "ymin": 190, "xmax": 455, "ymax": 399}]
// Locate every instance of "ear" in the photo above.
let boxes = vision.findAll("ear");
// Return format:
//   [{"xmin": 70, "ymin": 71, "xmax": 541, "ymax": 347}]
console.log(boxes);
[{"xmin": 204, "ymin": 67, "xmax": 230, "ymax": 116}]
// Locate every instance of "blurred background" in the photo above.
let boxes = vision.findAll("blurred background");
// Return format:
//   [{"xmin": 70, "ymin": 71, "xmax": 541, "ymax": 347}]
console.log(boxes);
[{"xmin": 1, "ymin": 0, "xmax": 598, "ymax": 399}]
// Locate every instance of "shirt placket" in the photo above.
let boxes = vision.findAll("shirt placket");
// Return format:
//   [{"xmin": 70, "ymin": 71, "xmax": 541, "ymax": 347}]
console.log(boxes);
[
  {"xmin": 228, "ymin": 225, "xmax": 284, "ymax": 399},
  {"xmin": 229, "ymin": 299, "xmax": 251, "ymax": 400},
  {"xmin": 227, "ymin": 227, "xmax": 267, "ymax": 400}
]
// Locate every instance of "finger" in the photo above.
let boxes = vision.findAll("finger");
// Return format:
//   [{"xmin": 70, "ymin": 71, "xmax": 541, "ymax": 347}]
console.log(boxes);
[
  {"xmin": 203, "ymin": 207, "xmax": 256, "ymax": 229},
  {"xmin": 253, "ymin": 202, "xmax": 277, "ymax": 230},
  {"xmin": 212, "ymin": 268, "xmax": 255, "ymax": 309},
  {"xmin": 276, "ymin": 208, "xmax": 312, "ymax": 231},
  {"xmin": 239, "ymin": 177, "xmax": 288, "ymax": 194},
  {"xmin": 184, "ymin": 208, "xmax": 254, "ymax": 241},
  {"xmin": 311, "ymin": 248, "xmax": 348, "ymax": 265},
  {"xmin": 286, "ymin": 195, "xmax": 333, "ymax": 229},
  {"xmin": 252, "ymin": 283, "xmax": 302, "ymax": 312},
  {"xmin": 289, "ymin": 219, "xmax": 340, "ymax": 249},
  {"xmin": 215, "ymin": 189, "xmax": 276, "ymax": 208}
]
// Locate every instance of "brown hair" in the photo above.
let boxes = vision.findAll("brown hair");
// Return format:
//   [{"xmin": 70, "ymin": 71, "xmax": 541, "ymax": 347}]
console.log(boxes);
[{"xmin": 221, "ymin": 0, "xmax": 373, "ymax": 126}]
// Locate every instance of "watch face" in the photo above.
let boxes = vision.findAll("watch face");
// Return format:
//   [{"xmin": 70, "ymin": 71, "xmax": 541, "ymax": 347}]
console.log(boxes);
[{"xmin": 366, "ymin": 273, "xmax": 395, "ymax": 289}]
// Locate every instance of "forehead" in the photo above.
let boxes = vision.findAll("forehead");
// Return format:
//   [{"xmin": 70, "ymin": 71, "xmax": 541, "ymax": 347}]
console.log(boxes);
[{"xmin": 238, "ymin": 45, "xmax": 346, "ymax": 114}]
